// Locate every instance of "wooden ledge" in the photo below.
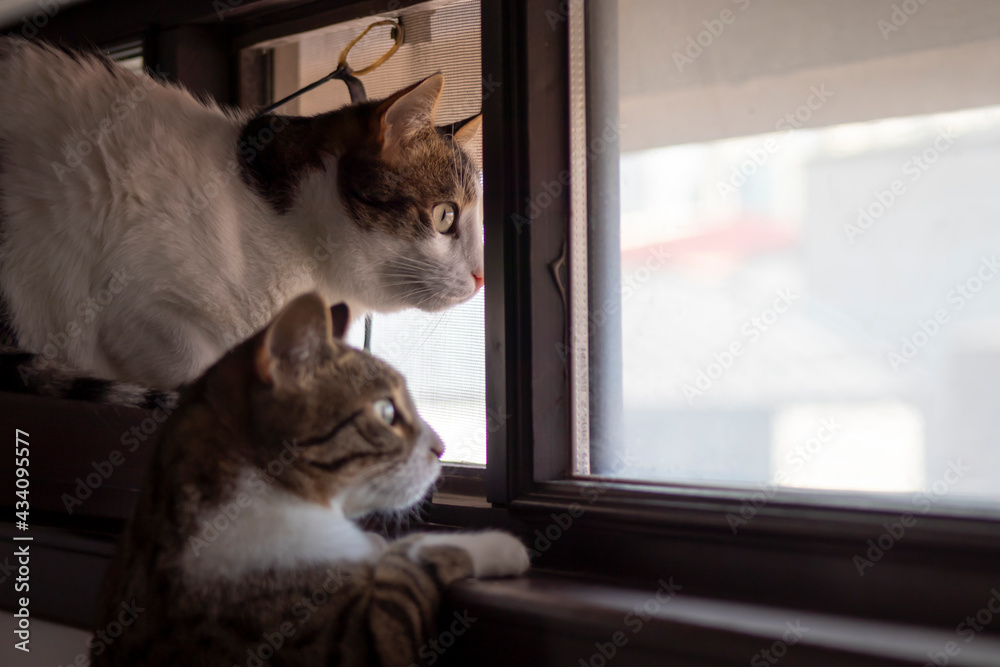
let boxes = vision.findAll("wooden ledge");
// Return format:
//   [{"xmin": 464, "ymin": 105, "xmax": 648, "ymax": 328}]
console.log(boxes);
[{"xmin": 440, "ymin": 575, "xmax": 1000, "ymax": 666}]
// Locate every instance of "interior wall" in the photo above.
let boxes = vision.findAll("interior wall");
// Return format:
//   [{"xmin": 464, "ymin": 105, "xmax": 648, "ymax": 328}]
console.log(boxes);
[
  {"xmin": 0, "ymin": 611, "xmax": 92, "ymax": 667},
  {"xmin": 618, "ymin": 0, "xmax": 1000, "ymax": 150}
]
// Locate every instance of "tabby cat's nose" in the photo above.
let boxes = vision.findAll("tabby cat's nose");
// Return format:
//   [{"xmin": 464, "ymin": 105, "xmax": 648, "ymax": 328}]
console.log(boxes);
[
  {"xmin": 430, "ymin": 437, "xmax": 444, "ymax": 459},
  {"xmin": 473, "ymin": 272, "xmax": 484, "ymax": 291}
]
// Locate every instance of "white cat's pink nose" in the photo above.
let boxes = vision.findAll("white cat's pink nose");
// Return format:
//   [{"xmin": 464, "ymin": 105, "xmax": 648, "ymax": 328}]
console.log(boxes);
[{"xmin": 473, "ymin": 272, "xmax": 484, "ymax": 291}]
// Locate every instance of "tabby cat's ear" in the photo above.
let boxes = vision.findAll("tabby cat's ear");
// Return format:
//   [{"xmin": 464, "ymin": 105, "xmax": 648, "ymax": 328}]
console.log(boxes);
[
  {"xmin": 255, "ymin": 292, "xmax": 333, "ymax": 385},
  {"xmin": 377, "ymin": 73, "xmax": 444, "ymax": 161},
  {"xmin": 329, "ymin": 303, "xmax": 350, "ymax": 340},
  {"xmin": 451, "ymin": 114, "xmax": 482, "ymax": 152}
]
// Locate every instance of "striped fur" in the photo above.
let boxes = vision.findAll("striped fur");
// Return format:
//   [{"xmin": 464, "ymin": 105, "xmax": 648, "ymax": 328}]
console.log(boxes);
[
  {"xmin": 0, "ymin": 346, "xmax": 178, "ymax": 409},
  {"xmin": 92, "ymin": 293, "xmax": 528, "ymax": 667}
]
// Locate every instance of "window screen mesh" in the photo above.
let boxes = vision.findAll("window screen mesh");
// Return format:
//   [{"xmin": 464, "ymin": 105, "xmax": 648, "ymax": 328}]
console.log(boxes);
[
  {"xmin": 252, "ymin": 0, "xmax": 486, "ymax": 464},
  {"xmin": 598, "ymin": 0, "xmax": 1000, "ymax": 504}
]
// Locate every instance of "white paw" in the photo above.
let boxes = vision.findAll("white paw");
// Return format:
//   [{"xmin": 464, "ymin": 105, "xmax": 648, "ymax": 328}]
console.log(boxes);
[{"xmin": 408, "ymin": 531, "xmax": 530, "ymax": 578}]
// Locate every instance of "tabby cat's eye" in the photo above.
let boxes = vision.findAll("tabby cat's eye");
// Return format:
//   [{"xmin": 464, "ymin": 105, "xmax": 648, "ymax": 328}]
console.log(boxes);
[
  {"xmin": 432, "ymin": 203, "xmax": 456, "ymax": 233},
  {"xmin": 373, "ymin": 398, "xmax": 396, "ymax": 425}
]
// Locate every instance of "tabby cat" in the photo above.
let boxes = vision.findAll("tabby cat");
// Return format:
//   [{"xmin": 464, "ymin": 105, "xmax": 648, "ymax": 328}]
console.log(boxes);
[
  {"xmin": 92, "ymin": 292, "xmax": 528, "ymax": 666},
  {"xmin": 0, "ymin": 38, "xmax": 483, "ymax": 406}
]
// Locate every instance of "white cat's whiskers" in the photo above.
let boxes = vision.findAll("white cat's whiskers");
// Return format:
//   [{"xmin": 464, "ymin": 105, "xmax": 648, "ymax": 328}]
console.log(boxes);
[
  {"xmin": 381, "ymin": 261, "xmax": 441, "ymax": 281},
  {"xmin": 409, "ymin": 313, "xmax": 448, "ymax": 353},
  {"xmin": 380, "ymin": 244, "xmax": 439, "ymax": 268},
  {"xmin": 383, "ymin": 258, "xmax": 439, "ymax": 273}
]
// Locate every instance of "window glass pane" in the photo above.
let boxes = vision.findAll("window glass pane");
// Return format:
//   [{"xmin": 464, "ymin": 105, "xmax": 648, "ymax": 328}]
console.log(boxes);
[
  {"xmin": 601, "ymin": 0, "xmax": 1000, "ymax": 506},
  {"xmin": 253, "ymin": 0, "xmax": 485, "ymax": 465}
]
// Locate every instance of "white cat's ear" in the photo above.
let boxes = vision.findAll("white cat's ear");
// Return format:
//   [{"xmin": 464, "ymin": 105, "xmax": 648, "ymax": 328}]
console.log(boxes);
[
  {"xmin": 256, "ymin": 292, "xmax": 333, "ymax": 384},
  {"xmin": 377, "ymin": 73, "xmax": 444, "ymax": 160},
  {"xmin": 329, "ymin": 303, "xmax": 350, "ymax": 340},
  {"xmin": 452, "ymin": 114, "xmax": 482, "ymax": 152}
]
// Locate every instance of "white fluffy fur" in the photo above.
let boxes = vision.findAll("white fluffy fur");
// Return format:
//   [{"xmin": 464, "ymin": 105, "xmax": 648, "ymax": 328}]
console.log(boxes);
[
  {"xmin": 0, "ymin": 40, "xmax": 484, "ymax": 388},
  {"xmin": 181, "ymin": 477, "xmax": 384, "ymax": 581}
]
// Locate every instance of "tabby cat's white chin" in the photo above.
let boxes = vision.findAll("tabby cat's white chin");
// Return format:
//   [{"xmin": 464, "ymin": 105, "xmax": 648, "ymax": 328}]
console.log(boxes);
[{"xmin": 339, "ymin": 432, "xmax": 443, "ymax": 518}]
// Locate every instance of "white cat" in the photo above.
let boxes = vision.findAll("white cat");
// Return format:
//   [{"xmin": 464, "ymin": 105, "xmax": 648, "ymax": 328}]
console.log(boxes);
[{"xmin": 0, "ymin": 38, "xmax": 483, "ymax": 397}]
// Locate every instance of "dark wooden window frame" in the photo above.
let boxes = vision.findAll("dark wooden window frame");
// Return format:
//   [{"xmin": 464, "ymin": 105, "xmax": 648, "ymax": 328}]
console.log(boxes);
[
  {"xmin": 3, "ymin": 0, "xmax": 1000, "ymax": 662},
  {"xmin": 450, "ymin": 0, "xmax": 1000, "ymax": 641}
]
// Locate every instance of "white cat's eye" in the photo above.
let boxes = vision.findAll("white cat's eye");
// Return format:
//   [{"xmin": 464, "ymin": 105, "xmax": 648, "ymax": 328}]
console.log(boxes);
[
  {"xmin": 372, "ymin": 398, "xmax": 396, "ymax": 425},
  {"xmin": 432, "ymin": 203, "xmax": 457, "ymax": 233}
]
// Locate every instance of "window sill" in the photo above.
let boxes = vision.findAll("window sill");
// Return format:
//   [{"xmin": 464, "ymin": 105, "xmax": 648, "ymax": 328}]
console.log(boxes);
[{"xmin": 439, "ymin": 575, "xmax": 1000, "ymax": 667}]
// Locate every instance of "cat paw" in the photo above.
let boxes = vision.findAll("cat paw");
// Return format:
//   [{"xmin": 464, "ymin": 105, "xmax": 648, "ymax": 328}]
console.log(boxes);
[{"xmin": 408, "ymin": 531, "xmax": 530, "ymax": 579}]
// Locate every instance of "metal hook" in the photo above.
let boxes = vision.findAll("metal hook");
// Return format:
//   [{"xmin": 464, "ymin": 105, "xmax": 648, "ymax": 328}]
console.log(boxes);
[
  {"xmin": 254, "ymin": 19, "xmax": 404, "ymax": 118},
  {"xmin": 337, "ymin": 19, "xmax": 405, "ymax": 76}
]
